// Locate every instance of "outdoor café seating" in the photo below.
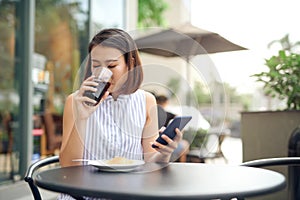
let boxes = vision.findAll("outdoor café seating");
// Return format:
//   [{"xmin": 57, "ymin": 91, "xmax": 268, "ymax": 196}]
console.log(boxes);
[{"xmin": 24, "ymin": 156, "xmax": 300, "ymax": 200}]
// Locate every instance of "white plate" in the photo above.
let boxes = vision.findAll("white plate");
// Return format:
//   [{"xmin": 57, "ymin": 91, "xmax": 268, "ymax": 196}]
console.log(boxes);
[{"xmin": 88, "ymin": 159, "xmax": 145, "ymax": 172}]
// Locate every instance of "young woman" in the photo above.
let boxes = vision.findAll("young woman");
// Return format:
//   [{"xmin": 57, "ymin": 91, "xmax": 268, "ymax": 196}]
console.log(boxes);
[{"xmin": 59, "ymin": 28, "xmax": 183, "ymax": 169}]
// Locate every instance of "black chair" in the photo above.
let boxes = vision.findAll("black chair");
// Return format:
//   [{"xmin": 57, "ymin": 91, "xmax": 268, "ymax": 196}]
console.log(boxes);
[
  {"xmin": 238, "ymin": 157, "xmax": 300, "ymax": 200},
  {"xmin": 240, "ymin": 157, "xmax": 300, "ymax": 167},
  {"xmin": 24, "ymin": 155, "xmax": 60, "ymax": 200}
]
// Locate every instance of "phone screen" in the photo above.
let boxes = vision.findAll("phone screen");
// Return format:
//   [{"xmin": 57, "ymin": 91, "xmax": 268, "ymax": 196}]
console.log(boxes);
[{"xmin": 152, "ymin": 116, "xmax": 192, "ymax": 148}]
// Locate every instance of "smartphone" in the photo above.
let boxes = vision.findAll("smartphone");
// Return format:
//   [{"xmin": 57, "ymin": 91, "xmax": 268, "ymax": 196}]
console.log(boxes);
[{"xmin": 152, "ymin": 116, "xmax": 192, "ymax": 148}]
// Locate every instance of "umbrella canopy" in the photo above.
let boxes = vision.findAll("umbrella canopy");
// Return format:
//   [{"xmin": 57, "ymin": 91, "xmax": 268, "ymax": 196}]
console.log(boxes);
[
  {"xmin": 134, "ymin": 23, "xmax": 247, "ymax": 108},
  {"xmin": 135, "ymin": 23, "xmax": 247, "ymax": 58}
]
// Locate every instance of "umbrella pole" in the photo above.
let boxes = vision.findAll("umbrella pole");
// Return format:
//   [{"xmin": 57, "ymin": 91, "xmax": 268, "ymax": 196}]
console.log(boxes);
[{"xmin": 186, "ymin": 56, "xmax": 191, "ymax": 106}]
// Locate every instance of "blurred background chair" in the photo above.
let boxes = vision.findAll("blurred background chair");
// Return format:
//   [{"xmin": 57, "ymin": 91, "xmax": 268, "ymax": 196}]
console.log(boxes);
[
  {"xmin": 187, "ymin": 127, "xmax": 230, "ymax": 163},
  {"xmin": 41, "ymin": 112, "xmax": 62, "ymax": 157},
  {"xmin": 0, "ymin": 111, "xmax": 15, "ymax": 180}
]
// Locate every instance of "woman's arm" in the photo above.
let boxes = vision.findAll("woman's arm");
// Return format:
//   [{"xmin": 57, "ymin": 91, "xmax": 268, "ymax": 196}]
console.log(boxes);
[
  {"xmin": 142, "ymin": 91, "xmax": 160, "ymax": 161},
  {"xmin": 142, "ymin": 91, "xmax": 183, "ymax": 163},
  {"xmin": 59, "ymin": 94, "xmax": 85, "ymax": 167},
  {"xmin": 59, "ymin": 77, "xmax": 110, "ymax": 167}
]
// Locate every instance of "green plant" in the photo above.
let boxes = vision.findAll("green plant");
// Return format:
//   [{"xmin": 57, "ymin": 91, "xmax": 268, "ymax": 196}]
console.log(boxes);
[
  {"xmin": 138, "ymin": 0, "xmax": 168, "ymax": 28},
  {"xmin": 183, "ymin": 128, "xmax": 208, "ymax": 149},
  {"xmin": 252, "ymin": 50, "xmax": 300, "ymax": 110}
]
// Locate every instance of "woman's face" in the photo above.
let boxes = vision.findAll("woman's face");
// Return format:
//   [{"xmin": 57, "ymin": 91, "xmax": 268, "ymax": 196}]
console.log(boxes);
[{"xmin": 90, "ymin": 45, "xmax": 128, "ymax": 93}]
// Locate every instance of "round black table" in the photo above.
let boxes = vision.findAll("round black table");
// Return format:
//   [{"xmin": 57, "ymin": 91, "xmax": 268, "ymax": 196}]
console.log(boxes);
[{"xmin": 34, "ymin": 162, "xmax": 286, "ymax": 200}]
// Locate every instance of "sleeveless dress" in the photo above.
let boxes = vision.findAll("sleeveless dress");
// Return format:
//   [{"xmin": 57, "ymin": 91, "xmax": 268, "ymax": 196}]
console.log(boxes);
[{"xmin": 57, "ymin": 89, "xmax": 146, "ymax": 200}]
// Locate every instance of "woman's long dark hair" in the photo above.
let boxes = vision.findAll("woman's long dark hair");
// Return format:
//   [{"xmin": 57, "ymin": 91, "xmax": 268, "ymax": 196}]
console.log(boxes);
[{"xmin": 84, "ymin": 28, "xmax": 143, "ymax": 97}]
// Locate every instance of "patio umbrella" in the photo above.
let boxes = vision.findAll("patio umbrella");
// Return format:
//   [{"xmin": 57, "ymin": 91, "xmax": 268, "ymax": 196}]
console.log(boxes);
[
  {"xmin": 134, "ymin": 22, "xmax": 247, "ymax": 58},
  {"xmin": 134, "ymin": 23, "xmax": 247, "ymax": 107}
]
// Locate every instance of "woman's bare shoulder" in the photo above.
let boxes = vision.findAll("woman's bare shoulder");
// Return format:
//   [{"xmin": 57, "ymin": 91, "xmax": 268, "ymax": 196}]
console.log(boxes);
[
  {"xmin": 63, "ymin": 92, "xmax": 77, "ymax": 113},
  {"xmin": 65, "ymin": 92, "xmax": 77, "ymax": 104},
  {"xmin": 143, "ymin": 90, "xmax": 156, "ymax": 103}
]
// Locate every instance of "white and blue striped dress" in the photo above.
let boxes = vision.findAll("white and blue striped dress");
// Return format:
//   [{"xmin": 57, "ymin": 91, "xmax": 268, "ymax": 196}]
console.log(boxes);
[
  {"xmin": 83, "ymin": 89, "xmax": 146, "ymax": 161},
  {"xmin": 57, "ymin": 89, "xmax": 146, "ymax": 200}
]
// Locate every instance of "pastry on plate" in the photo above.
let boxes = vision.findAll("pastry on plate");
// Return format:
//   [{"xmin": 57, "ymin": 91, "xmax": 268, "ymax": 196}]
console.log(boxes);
[{"xmin": 105, "ymin": 157, "xmax": 134, "ymax": 165}]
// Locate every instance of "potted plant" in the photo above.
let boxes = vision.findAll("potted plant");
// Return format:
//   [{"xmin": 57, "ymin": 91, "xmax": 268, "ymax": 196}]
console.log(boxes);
[
  {"xmin": 241, "ymin": 35, "xmax": 300, "ymax": 200},
  {"xmin": 252, "ymin": 35, "xmax": 300, "ymax": 110}
]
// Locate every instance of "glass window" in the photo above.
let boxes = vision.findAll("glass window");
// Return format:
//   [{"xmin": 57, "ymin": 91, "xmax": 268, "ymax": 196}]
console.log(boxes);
[
  {"xmin": 0, "ymin": 0, "xmax": 91, "ymax": 183},
  {"xmin": 0, "ymin": 0, "xmax": 19, "ymax": 183},
  {"xmin": 34, "ymin": 0, "xmax": 90, "ymax": 115},
  {"xmin": 0, "ymin": 0, "xmax": 126, "ymax": 185},
  {"xmin": 32, "ymin": 1, "xmax": 91, "ymax": 175}
]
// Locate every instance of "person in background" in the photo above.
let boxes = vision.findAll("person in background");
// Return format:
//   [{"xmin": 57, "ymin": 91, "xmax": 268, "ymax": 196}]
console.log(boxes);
[
  {"xmin": 156, "ymin": 95, "xmax": 176, "ymax": 128},
  {"xmin": 155, "ymin": 95, "xmax": 190, "ymax": 162}
]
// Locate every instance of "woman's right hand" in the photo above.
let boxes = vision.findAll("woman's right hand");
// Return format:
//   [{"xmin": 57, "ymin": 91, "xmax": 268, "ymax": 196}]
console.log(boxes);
[{"xmin": 73, "ymin": 76, "xmax": 109, "ymax": 120}]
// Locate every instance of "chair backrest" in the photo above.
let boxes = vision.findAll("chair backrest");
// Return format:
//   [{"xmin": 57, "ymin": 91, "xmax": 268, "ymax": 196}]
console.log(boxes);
[
  {"xmin": 24, "ymin": 156, "xmax": 60, "ymax": 200},
  {"xmin": 240, "ymin": 157, "xmax": 300, "ymax": 167},
  {"xmin": 240, "ymin": 157, "xmax": 300, "ymax": 200}
]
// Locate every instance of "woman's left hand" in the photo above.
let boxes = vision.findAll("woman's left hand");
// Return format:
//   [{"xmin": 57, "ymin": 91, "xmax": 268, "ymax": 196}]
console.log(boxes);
[{"xmin": 152, "ymin": 128, "xmax": 183, "ymax": 157}]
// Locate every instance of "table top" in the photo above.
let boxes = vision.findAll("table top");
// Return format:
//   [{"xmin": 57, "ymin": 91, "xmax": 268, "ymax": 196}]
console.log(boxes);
[{"xmin": 34, "ymin": 162, "xmax": 286, "ymax": 200}]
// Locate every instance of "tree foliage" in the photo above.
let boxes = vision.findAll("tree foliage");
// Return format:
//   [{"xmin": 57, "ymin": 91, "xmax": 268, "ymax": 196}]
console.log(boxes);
[
  {"xmin": 35, "ymin": 0, "xmax": 89, "ymax": 98},
  {"xmin": 0, "ymin": 1, "xmax": 15, "ymax": 90},
  {"xmin": 138, "ymin": 0, "xmax": 168, "ymax": 28},
  {"xmin": 193, "ymin": 82, "xmax": 211, "ymax": 105}
]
